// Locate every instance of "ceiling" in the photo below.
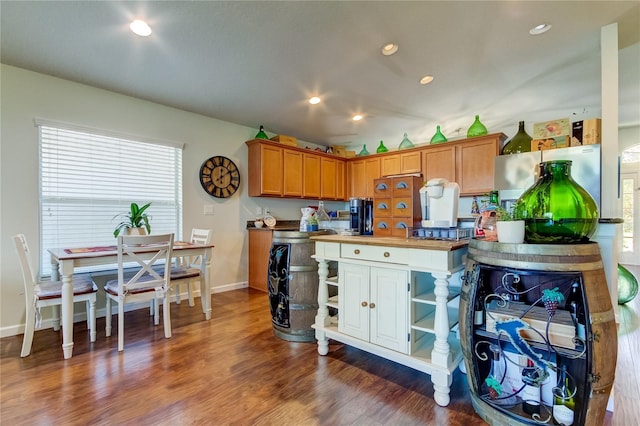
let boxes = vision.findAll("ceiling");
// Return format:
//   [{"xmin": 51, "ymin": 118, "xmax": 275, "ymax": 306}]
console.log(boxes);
[{"xmin": 1, "ymin": 1, "xmax": 639, "ymax": 149}]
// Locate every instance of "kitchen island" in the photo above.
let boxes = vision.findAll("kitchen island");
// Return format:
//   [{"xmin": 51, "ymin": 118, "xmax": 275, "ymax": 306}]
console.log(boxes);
[{"xmin": 310, "ymin": 234, "xmax": 469, "ymax": 406}]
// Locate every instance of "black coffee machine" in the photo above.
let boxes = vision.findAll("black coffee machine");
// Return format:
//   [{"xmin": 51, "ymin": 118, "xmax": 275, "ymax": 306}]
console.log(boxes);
[{"xmin": 349, "ymin": 197, "xmax": 373, "ymax": 235}]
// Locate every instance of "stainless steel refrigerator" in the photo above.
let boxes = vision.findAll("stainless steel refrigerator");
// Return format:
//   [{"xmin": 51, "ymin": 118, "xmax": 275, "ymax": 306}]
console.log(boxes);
[{"xmin": 494, "ymin": 145, "xmax": 601, "ymax": 213}]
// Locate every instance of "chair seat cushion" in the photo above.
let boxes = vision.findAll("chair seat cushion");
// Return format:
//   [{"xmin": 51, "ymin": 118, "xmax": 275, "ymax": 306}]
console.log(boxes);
[
  {"xmin": 104, "ymin": 273, "xmax": 163, "ymax": 296},
  {"xmin": 151, "ymin": 265, "xmax": 202, "ymax": 280},
  {"xmin": 36, "ymin": 276, "xmax": 98, "ymax": 300}
]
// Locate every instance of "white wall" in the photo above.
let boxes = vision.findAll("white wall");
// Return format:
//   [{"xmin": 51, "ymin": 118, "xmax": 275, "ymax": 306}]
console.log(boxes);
[{"xmin": 0, "ymin": 64, "xmax": 345, "ymax": 336}]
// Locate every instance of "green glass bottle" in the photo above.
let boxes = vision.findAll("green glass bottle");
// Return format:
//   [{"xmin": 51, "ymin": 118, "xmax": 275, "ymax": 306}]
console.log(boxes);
[
  {"xmin": 357, "ymin": 144, "xmax": 370, "ymax": 156},
  {"xmin": 514, "ymin": 160, "xmax": 598, "ymax": 243},
  {"xmin": 376, "ymin": 140, "xmax": 388, "ymax": 153},
  {"xmin": 618, "ymin": 264, "xmax": 639, "ymax": 304},
  {"xmin": 467, "ymin": 115, "xmax": 488, "ymax": 138},
  {"xmin": 255, "ymin": 125, "xmax": 268, "ymax": 139},
  {"xmin": 502, "ymin": 121, "xmax": 532, "ymax": 154},
  {"xmin": 430, "ymin": 125, "xmax": 448, "ymax": 144},
  {"xmin": 398, "ymin": 132, "xmax": 414, "ymax": 149}
]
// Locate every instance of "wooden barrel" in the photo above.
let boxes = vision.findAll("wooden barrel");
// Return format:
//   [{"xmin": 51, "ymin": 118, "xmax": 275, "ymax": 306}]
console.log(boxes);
[
  {"xmin": 268, "ymin": 230, "xmax": 329, "ymax": 342},
  {"xmin": 459, "ymin": 239, "xmax": 616, "ymax": 426}
]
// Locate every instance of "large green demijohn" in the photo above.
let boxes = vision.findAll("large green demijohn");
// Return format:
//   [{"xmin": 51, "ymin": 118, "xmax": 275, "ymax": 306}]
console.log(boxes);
[{"xmin": 514, "ymin": 160, "xmax": 598, "ymax": 243}]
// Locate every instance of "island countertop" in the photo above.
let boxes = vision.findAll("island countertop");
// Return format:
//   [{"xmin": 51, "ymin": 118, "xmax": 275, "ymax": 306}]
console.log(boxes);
[{"xmin": 309, "ymin": 234, "xmax": 469, "ymax": 251}]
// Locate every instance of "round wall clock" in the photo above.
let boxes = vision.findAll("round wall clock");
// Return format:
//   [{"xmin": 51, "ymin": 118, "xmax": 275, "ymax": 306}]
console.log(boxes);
[{"xmin": 199, "ymin": 156, "xmax": 240, "ymax": 198}]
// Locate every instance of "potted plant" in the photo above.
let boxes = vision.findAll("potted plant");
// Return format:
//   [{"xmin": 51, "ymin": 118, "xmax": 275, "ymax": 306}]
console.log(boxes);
[
  {"xmin": 113, "ymin": 202, "xmax": 152, "ymax": 237},
  {"xmin": 495, "ymin": 205, "xmax": 525, "ymax": 244}
]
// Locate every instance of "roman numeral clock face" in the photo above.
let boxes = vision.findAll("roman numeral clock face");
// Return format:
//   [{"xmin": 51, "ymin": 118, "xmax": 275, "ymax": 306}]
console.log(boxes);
[{"xmin": 199, "ymin": 156, "xmax": 240, "ymax": 198}]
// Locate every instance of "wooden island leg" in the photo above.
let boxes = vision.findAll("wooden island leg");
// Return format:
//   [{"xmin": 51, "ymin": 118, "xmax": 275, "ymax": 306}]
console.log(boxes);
[
  {"xmin": 431, "ymin": 270, "xmax": 453, "ymax": 406},
  {"xmin": 314, "ymin": 258, "xmax": 330, "ymax": 356}
]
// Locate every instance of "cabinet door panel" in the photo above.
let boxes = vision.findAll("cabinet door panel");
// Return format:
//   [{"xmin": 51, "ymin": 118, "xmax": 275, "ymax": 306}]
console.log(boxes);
[
  {"xmin": 381, "ymin": 154, "xmax": 400, "ymax": 177},
  {"xmin": 321, "ymin": 157, "xmax": 337, "ymax": 199},
  {"xmin": 336, "ymin": 160, "xmax": 346, "ymax": 200},
  {"xmin": 422, "ymin": 145, "xmax": 456, "ymax": 184},
  {"xmin": 248, "ymin": 229, "xmax": 273, "ymax": 292},
  {"xmin": 339, "ymin": 263, "xmax": 370, "ymax": 341},
  {"xmin": 283, "ymin": 150, "xmax": 303, "ymax": 197},
  {"xmin": 364, "ymin": 158, "xmax": 381, "ymax": 198},
  {"xmin": 303, "ymin": 154, "xmax": 321, "ymax": 198},
  {"xmin": 457, "ymin": 139, "xmax": 499, "ymax": 195},
  {"xmin": 400, "ymin": 151, "xmax": 422, "ymax": 174},
  {"xmin": 349, "ymin": 160, "xmax": 366, "ymax": 198},
  {"xmin": 370, "ymin": 267, "xmax": 409, "ymax": 353}
]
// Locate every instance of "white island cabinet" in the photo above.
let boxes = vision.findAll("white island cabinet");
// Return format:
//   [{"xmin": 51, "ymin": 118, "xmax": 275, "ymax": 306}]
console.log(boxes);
[{"xmin": 310, "ymin": 234, "xmax": 468, "ymax": 407}]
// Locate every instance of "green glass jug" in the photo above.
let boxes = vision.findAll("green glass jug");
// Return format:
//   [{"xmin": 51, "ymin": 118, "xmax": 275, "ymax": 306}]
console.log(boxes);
[
  {"xmin": 502, "ymin": 121, "xmax": 532, "ymax": 154},
  {"xmin": 398, "ymin": 132, "xmax": 414, "ymax": 149},
  {"xmin": 357, "ymin": 144, "xmax": 370, "ymax": 156},
  {"xmin": 514, "ymin": 160, "xmax": 598, "ymax": 243},
  {"xmin": 430, "ymin": 125, "xmax": 448, "ymax": 144},
  {"xmin": 467, "ymin": 115, "xmax": 488, "ymax": 138},
  {"xmin": 255, "ymin": 125, "xmax": 268, "ymax": 139},
  {"xmin": 376, "ymin": 140, "xmax": 388, "ymax": 153}
]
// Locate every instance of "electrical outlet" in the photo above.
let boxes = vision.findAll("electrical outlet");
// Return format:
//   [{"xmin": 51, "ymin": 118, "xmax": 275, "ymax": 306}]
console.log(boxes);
[
  {"xmin": 256, "ymin": 206, "xmax": 262, "ymax": 216},
  {"xmin": 204, "ymin": 205, "xmax": 215, "ymax": 215}
]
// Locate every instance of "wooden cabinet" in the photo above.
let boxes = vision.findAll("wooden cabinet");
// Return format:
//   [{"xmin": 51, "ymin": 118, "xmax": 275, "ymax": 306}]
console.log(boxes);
[
  {"xmin": 339, "ymin": 263, "xmax": 409, "ymax": 352},
  {"xmin": 248, "ymin": 229, "xmax": 273, "ymax": 292},
  {"xmin": 422, "ymin": 144, "xmax": 456, "ymax": 183},
  {"xmin": 455, "ymin": 136, "xmax": 502, "ymax": 196},
  {"xmin": 283, "ymin": 149, "xmax": 302, "ymax": 197},
  {"xmin": 373, "ymin": 176, "xmax": 422, "ymax": 237},
  {"xmin": 348, "ymin": 157, "xmax": 381, "ymax": 198},
  {"xmin": 247, "ymin": 142, "xmax": 283, "ymax": 197},
  {"xmin": 381, "ymin": 151, "xmax": 422, "ymax": 177},
  {"xmin": 247, "ymin": 139, "xmax": 347, "ymax": 200}
]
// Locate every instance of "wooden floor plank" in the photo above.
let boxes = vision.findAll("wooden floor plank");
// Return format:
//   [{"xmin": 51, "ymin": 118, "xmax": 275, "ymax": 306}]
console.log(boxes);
[{"xmin": 0, "ymin": 277, "xmax": 634, "ymax": 425}]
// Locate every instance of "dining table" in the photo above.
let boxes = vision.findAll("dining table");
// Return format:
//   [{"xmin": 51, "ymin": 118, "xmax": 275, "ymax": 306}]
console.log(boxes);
[{"xmin": 48, "ymin": 241, "xmax": 215, "ymax": 359}]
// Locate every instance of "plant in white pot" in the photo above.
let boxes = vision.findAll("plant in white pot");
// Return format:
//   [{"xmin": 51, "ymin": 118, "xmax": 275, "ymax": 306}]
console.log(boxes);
[
  {"xmin": 495, "ymin": 206, "xmax": 525, "ymax": 244},
  {"xmin": 113, "ymin": 202, "xmax": 152, "ymax": 237}
]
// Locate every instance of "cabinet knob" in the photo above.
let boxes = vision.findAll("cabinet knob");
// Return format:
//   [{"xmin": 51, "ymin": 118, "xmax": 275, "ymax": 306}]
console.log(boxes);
[
  {"xmin": 354, "ymin": 249, "xmax": 360, "ymax": 255},
  {"xmin": 361, "ymin": 301, "xmax": 368, "ymax": 307},
  {"xmin": 384, "ymin": 252, "xmax": 390, "ymax": 258},
  {"xmin": 369, "ymin": 302, "xmax": 376, "ymax": 309}
]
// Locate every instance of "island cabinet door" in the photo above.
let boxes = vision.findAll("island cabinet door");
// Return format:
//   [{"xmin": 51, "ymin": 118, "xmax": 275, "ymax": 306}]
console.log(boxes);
[
  {"xmin": 370, "ymin": 267, "xmax": 409, "ymax": 353},
  {"xmin": 339, "ymin": 263, "xmax": 370, "ymax": 341}
]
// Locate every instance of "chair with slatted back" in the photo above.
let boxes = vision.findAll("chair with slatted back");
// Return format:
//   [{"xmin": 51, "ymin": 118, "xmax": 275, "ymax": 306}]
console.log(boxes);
[
  {"xmin": 104, "ymin": 233, "xmax": 174, "ymax": 351},
  {"xmin": 13, "ymin": 234, "xmax": 98, "ymax": 357},
  {"xmin": 171, "ymin": 228, "xmax": 212, "ymax": 306}
]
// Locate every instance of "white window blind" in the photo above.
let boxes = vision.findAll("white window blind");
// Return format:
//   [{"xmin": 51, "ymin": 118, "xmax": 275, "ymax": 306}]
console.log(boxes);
[{"xmin": 39, "ymin": 124, "xmax": 183, "ymax": 276}]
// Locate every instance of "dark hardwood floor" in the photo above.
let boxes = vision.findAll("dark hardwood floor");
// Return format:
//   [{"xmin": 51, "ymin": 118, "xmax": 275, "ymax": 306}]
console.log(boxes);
[{"xmin": 2, "ymin": 269, "xmax": 637, "ymax": 425}]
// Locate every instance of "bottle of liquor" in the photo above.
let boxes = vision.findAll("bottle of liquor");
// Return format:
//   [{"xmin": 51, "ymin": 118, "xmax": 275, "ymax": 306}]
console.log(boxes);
[
  {"xmin": 566, "ymin": 282, "xmax": 586, "ymax": 341},
  {"xmin": 553, "ymin": 364, "xmax": 575, "ymax": 425},
  {"xmin": 521, "ymin": 359, "xmax": 541, "ymax": 415},
  {"xmin": 474, "ymin": 282, "xmax": 487, "ymax": 326}
]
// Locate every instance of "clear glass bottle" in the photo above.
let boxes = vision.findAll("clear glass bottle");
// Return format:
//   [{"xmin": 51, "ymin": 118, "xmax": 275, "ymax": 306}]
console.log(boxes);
[
  {"xmin": 316, "ymin": 201, "xmax": 331, "ymax": 229},
  {"xmin": 502, "ymin": 121, "xmax": 532, "ymax": 154},
  {"xmin": 482, "ymin": 344, "xmax": 517, "ymax": 406},
  {"xmin": 398, "ymin": 132, "xmax": 415, "ymax": 149},
  {"xmin": 553, "ymin": 364, "xmax": 575, "ymax": 425},
  {"xmin": 514, "ymin": 160, "xmax": 598, "ymax": 243},
  {"xmin": 255, "ymin": 125, "xmax": 268, "ymax": 139},
  {"xmin": 376, "ymin": 140, "xmax": 388, "ymax": 153},
  {"xmin": 467, "ymin": 115, "xmax": 488, "ymax": 138},
  {"xmin": 430, "ymin": 125, "xmax": 448, "ymax": 144}
]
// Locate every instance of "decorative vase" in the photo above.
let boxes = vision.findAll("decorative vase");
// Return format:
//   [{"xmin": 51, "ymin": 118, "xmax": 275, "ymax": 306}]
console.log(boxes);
[
  {"xmin": 502, "ymin": 121, "xmax": 532, "ymax": 154},
  {"xmin": 496, "ymin": 220, "xmax": 525, "ymax": 244},
  {"xmin": 357, "ymin": 144, "xmax": 370, "ymax": 156},
  {"xmin": 430, "ymin": 125, "xmax": 448, "ymax": 144},
  {"xmin": 513, "ymin": 160, "xmax": 598, "ymax": 243},
  {"xmin": 376, "ymin": 140, "xmax": 388, "ymax": 153},
  {"xmin": 467, "ymin": 115, "xmax": 488, "ymax": 138},
  {"xmin": 618, "ymin": 264, "xmax": 638, "ymax": 304},
  {"xmin": 398, "ymin": 132, "xmax": 414, "ymax": 149},
  {"xmin": 255, "ymin": 125, "xmax": 268, "ymax": 139}
]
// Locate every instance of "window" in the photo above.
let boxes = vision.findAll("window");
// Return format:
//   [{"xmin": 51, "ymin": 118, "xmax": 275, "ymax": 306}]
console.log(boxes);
[{"xmin": 38, "ymin": 120, "xmax": 183, "ymax": 276}]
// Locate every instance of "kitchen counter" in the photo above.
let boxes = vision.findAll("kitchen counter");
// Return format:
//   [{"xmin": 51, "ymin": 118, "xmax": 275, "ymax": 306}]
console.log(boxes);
[
  {"xmin": 310, "ymin": 234, "xmax": 469, "ymax": 251},
  {"xmin": 246, "ymin": 219, "xmax": 299, "ymax": 231}
]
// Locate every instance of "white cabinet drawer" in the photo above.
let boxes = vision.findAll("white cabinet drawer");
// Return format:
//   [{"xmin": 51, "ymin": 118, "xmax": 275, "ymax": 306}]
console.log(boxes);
[
  {"xmin": 342, "ymin": 244, "xmax": 408, "ymax": 264},
  {"xmin": 315, "ymin": 242, "xmax": 341, "ymax": 258}
]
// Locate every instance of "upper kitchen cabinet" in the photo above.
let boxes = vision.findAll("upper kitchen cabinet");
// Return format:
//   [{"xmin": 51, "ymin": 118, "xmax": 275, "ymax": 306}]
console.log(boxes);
[
  {"xmin": 422, "ymin": 145, "xmax": 456, "ymax": 184},
  {"xmin": 380, "ymin": 151, "xmax": 422, "ymax": 177},
  {"xmin": 455, "ymin": 134, "xmax": 505, "ymax": 196},
  {"xmin": 349, "ymin": 157, "xmax": 381, "ymax": 198},
  {"xmin": 246, "ymin": 139, "xmax": 347, "ymax": 200}
]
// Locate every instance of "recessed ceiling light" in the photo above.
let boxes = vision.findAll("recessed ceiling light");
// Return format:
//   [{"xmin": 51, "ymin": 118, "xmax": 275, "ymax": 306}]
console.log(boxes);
[
  {"xmin": 130, "ymin": 20, "xmax": 152, "ymax": 37},
  {"xmin": 352, "ymin": 114, "xmax": 363, "ymax": 121},
  {"xmin": 309, "ymin": 96, "xmax": 321, "ymax": 105},
  {"xmin": 529, "ymin": 23, "xmax": 551, "ymax": 35},
  {"xmin": 419, "ymin": 75, "xmax": 434, "ymax": 85},
  {"xmin": 381, "ymin": 43, "xmax": 399, "ymax": 56}
]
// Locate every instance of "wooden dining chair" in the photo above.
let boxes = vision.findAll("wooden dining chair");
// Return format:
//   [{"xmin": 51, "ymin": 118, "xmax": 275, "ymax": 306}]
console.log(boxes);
[
  {"xmin": 172, "ymin": 228, "xmax": 212, "ymax": 306},
  {"xmin": 103, "ymin": 233, "xmax": 174, "ymax": 351},
  {"xmin": 13, "ymin": 234, "xmax": 98, "ymax": 357}
]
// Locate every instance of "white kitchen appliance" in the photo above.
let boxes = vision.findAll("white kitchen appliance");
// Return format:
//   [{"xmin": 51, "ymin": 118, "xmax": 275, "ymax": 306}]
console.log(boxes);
[{"xmin": 419, "ymin": 178, "xmax": 460, "ymax": 228}]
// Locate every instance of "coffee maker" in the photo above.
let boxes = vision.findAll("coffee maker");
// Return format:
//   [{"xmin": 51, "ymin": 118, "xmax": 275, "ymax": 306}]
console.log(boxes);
[
  {"xmin": 419, "ymin": 178, "xmax": 460, "ymax": 228},
  {"xmin": 349, "ymin": 197, "xmax": 373, "ymax": 235}
]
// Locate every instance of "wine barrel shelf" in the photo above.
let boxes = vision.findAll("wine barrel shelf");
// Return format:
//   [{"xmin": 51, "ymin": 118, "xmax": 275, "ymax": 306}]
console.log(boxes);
[{"xmin": 459, "ymin": 239, "xmax": 616, "ymax": 426}]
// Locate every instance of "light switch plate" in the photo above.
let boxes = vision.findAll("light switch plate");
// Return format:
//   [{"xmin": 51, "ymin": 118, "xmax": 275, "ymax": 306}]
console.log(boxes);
[{"xmin": 204, "ymin": 205, "xmax": 215, "ymax": 215}]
